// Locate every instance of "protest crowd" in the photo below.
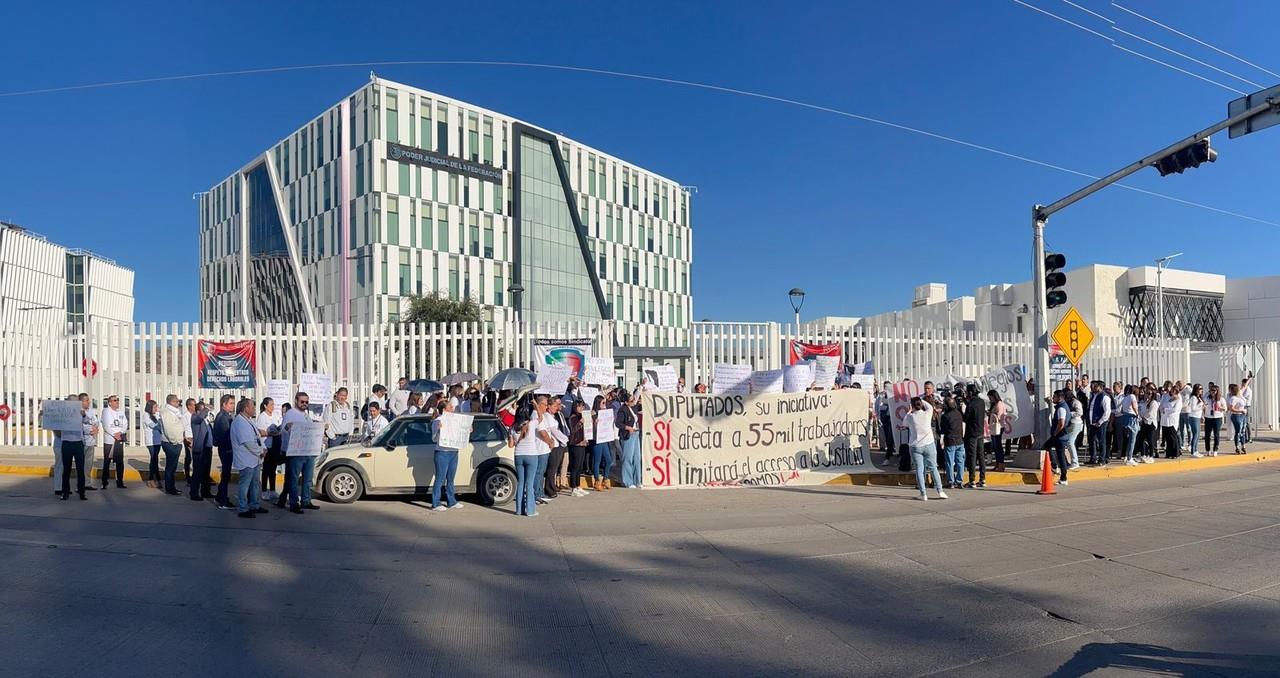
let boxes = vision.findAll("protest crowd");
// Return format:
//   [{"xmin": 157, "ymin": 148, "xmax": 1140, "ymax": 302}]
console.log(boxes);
[
  {"xmin": 38, "ymin": 362, "xmax": 1256, "ymax": 513},
  {"xmin": 874, "ymin": 373, "xmax": 1255, "ymax": 500}
]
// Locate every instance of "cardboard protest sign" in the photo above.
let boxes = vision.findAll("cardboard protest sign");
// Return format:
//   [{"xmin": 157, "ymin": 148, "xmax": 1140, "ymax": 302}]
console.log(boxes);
[
  {"xmin": 535, "ymin": 363, "xmax": 572, "ymax": 395},
  {"xmin": 783, "ymin": 364, "xmax": 813, "ymax": 393},
  {"xmin": 288, "ymin": 421, "xmax": 326, "ymax": 456},
  {"xmin": 266, "ymin": 379, "xmax": 292, "ymax": 406},
  {"xmin": 299, "ymin": 373, "xmax": 334, "ymax": 404},
  {"xmin": 594, "ymin": 408, "xmax": 618, "ymax": 443},
  {"xmin": 642, "ymin": 364, "xmax": 679, "ymax": 393},
  {"xmin": 751, "ymin": 369, "xmax": 784, "ymax": 394},
  {"xmin": 582, "ymin": 357, "xmax": 615, "ymax": 386},
  {"xmin": 41, "ymin": 400, "xmax": 82, "ymax": 431},
  {"xmin": 812, "ymin": 355, "xmax": 840, "ymax": 389}
]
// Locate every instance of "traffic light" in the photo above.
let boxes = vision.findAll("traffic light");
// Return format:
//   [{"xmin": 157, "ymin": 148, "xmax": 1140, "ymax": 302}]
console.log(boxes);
[
  {"xmin": 1045, "ymin": 252, "xmax": 1067, "ymax": 309},
  {"xmin": 1154, "ymin": 138, "xmax": 1217, "ymax": 177}
]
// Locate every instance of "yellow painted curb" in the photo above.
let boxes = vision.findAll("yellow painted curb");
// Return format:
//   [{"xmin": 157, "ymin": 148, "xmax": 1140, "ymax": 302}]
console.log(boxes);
[
  {"xmin": 824, "ymin": 449, "xmax": 1277, "ymax": 487},
  {"xmin": 0, "ymin": 466, "xmax": 284, "ymax": 482}
]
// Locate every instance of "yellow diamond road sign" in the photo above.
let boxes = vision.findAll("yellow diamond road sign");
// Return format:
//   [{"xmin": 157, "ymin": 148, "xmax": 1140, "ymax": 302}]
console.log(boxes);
[{"xmin": 1051, "ymin": 307, "xmax": 1094, "ymax": 366}]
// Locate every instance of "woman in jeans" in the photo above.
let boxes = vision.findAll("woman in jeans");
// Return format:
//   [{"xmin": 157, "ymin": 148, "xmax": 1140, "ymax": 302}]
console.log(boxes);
[
  {"xmin": 590, "ymin": 395, "xmax": 615, "ymax": 491},
  {"xmin": 141, "ymin": 400, "xmax": 162, "ymax": 488},
  {"xmin": 1185, "ymin": 384, "xmax": 1205, "ymax": 457},
  {"xmin": 429, "ymin": 399, "xmax": 463, "ymax": 511},
  {"xmin": 1203, "ymin": 383, "xmax": 1226, "ymax": 456},
  {"xmin": 1063, "ymin": 390, "xmax": 1083, "ymax": 469},
  {"xmin": 510, "ymin": 395, "xmax": 552, "ymax": 516},
  {"xmin": 1228, "ymin": 384, "xmax": 1249, "ymax": 454},
  {"xmin": 618, "ymin": 391, "xmax": 642, "ymax": 488},
  {"xmin": 1115, "ymin": 385, "xmax": 1141, "ymax": 466},
  {"xmin": 904, "ymin": 397, "xmax": 947, "ymax": 501}
]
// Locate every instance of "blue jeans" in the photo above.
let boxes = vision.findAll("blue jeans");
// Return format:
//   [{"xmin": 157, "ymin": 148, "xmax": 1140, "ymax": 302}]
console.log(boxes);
[
  {"xmin": 909, "ymin": 444, "xmax": 944, "ymax": 495},
  {"xmin": 514, "ymin": 454, "xmax": 541, "ymax": 516},
  {"xmin": 286, "ymin": 456, "xmax": 315, "ymax": 508},
  {"xmin": 621, "ymin": 435, "xmax": 642, "ymax": 487},
  {"xmin": 237, "ymin": 464, "xmax": 261, "ymax": 510},
  {"xmin": 591, "ymin": 442, "xmax": 613, "ymax": 479},
  {"xmin": 1231, "ymin": 413, "xmax": 1248, "ymax": 446},
  {"xmin": 432, "ymin": 449, "xmax": 458, "ymax": 508},
  {"xmin": 1065, "ymin": 421, "xmax": 1083, "ymax": 465},
  {"xmin": 534, "ymin": 453, "xmax": 549, "ymax": 500},
  {"xmin": 1186, "ymin": 417, "xmax": 1201, "ymax": 454},
  {"xmin": 943, "ymin": 444, "xmax": 964, "ymax": 486},
  {"xmin": 1120, "ymin": 415, "xmax": 1139, "ymax": 461}
]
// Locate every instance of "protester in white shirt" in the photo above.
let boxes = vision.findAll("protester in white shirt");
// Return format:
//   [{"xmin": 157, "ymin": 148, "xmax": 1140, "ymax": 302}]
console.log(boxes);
[
  {"xmin": 323, "ymin": 387, "xmax": 355, "ymax": 447},
  {"xmin": 904, "ymin": 398, "xmax": 946, "ymax": 501},
  {"xmin": 363, "ymin": 404, "xmax": 390, "ymax": 442},
  {"xmin": 1227, "ymin": 383, "xmax": 1249, "ymax": 454},
  {"xmin": 1185, "ymin": 384, "xmax": 1205, "ymax": 457},
  {"xmin": 1158, "ymin": 385, "xmax": 1182, "ymax": 458},
  {"xmin": 99, "ymin": 395, "xmax": 129, "ymax": 489},
  {"xmin": 1203, "ymin": 383, "xmax": 1226, "ymax": 456},
  {"xmin": 1240, "ymin": 376, "xmax": 1253, "ymax": 444},
  {"xmin": 230, "ymin": 398, "xmax": 267, "ymax": 519},
  {"xmin": 159, "ymin": 394, "xmax": 187, "ymax": 495},
  {"xmin": 256, "ymin": 397, "xmax": 284, "ymax": 500}
]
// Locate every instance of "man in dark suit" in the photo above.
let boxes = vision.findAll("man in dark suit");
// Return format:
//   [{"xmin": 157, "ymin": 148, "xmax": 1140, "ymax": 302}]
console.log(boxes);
[
  {"xmin": 212, "ymin": 394, "xmax": 236, "ymax": 509},
  {"xmin": 189, "ymin": 403, "xmax": 215, "ymax": 501}
]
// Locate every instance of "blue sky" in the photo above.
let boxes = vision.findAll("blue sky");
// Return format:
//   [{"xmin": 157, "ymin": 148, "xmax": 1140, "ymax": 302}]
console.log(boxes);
[{"xmin": 1, "ymin": 0, "xmax": 1278, "ymax": 323}]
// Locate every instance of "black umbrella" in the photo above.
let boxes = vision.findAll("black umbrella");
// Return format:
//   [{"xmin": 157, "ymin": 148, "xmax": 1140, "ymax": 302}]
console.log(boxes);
[
  {"xmin": 405, "ymin": 379, "xmax": 445, "ymax": 394},
  {"xmin": 440, "ymin": 371, "xmax": 480, "ymax": 386},
  {"xmin": 488, "ymin": 368, "xmax": 537, "ymax": 391}
]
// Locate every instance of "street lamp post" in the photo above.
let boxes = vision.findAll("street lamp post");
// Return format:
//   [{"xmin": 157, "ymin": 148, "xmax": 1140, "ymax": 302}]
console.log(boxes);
[
  {"xmin": 1154, "ymin": 252, "xmax": 1183, "ymax": 342},
  {"xmin": 788, "ymin": 288, "xmax": 806, "ymax": 330},
  {"xmin": 508, "ymin": 283, "xmax": 525, "ymax": 324}
]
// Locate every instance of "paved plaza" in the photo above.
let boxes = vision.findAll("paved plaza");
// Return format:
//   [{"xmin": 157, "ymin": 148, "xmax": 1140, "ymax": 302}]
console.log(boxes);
[{"xmin": 1, "ymin": 461, "xmax": 1279, "ymax": 677}]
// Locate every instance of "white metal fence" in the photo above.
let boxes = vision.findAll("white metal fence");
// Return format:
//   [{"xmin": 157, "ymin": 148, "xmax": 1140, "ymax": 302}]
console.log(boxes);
[
  {"xmin": 1, "ymin": 318, "xmax": 1242, "ymax": 449},
  {"xmin": 689, "ymin": 322, "xmax": 1190, "ymax": 389}
]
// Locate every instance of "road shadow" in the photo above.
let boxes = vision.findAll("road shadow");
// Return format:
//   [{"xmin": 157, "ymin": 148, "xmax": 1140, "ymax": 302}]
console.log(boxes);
[{"xmin": 1049, "ymin": 642, "xmax": 1280, "ymax": 677}]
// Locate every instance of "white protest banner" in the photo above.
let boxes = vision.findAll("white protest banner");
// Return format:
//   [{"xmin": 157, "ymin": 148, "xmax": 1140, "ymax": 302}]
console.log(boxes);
[
  {"xmin": 712, "ymin": 363, "xmax": 752, "ymax": 395},
  {"xmin": 436, "ymin": 412, "xmax": 474, "ymax": 450},
  {"xmin": 288, "ymin": 420, "xmax": 326, "ymax": 456},
  {"xmin": 643, "ymin": 389, "xmax": 878, "ymax": 488},
  {"xmin": 299, "ymin": 373, "xmax": 334, "ymax": 404},
  {"xmin": 812, "ymin": 355, "xmax": 839, "ymax": 390},
  {"xmin": 594, "ymin": 408, "xmax": 618, "ymax": 443},
  {"xmin": 41, "ymin": 400, "xmax": 83, "ymax": 431},
  {"xmin": 581, "ymin": 357, "xmax": 615, "ymax": 386},
  {"xmin": 751, "ymin": 369, "xmax": 784, "ymax": 394},
  {"xmin": 266, "ymin": 379, "xmax": 291, "ymax": 406},
  {"xmin": 642, "ymin": 364, "xmax": 679, "ymax": 393},
  {"xmin": 979, "ymin": 365, "xmax": 1034, "ymax": 439},
  {"xmin": 577, "ymin": 386, "xmax": 601, "ymax": 409},
  {"xmin": 783, "ymin": 364, "xmax": 813, "ymax": 393},
  {"xmin": 535, "ymin": 363, "xmax": 572, "ymax": 395},
  {"xmin": 533, "ymin": 338, "xmax": 593, "ymax": 379}
]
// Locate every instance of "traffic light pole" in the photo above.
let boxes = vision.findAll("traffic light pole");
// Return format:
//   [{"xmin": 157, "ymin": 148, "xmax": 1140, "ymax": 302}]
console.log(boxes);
[{"xmin": 1030, "ymin": 96, "xmax": 1276, "ymax": 444}]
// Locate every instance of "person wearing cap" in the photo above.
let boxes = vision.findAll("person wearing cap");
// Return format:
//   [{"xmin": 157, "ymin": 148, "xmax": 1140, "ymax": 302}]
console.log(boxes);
[{"xmin": 962, "ymin": 384, "xmax": 987, "ymax": 488}]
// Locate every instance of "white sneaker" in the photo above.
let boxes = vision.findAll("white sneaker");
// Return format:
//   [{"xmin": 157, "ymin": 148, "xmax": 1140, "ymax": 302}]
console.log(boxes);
[
  {"xmin": 1191, "ymin": 452, "xmax": 1204, "ymax": 458},
  {"xmin": 1056, "ymin": 480, "xmax": 1068, "ymax": 486},
  {"xmin": 1069, "ymin": 463, "xmax": 1081, "ymax": 470},
  {"xmin": 1125, "ymin": 459, "xmax": 1139, "ymax": 466},
  {"xmin": 917, "ymin": 494, "xmax": 928, "ymax": 501},
  {"xmin": 1143, "ymin": 457, "xmax": 1155, "ymax": 464},
  {"xmin": 571, "ymin": 488, "xmax": 588, "ymax": 497},
  {"xmin": 448, "ymin": 502, "xmax": 463, "ymax": 509},
  {"xmin": 431, "ymin": 505, "xmax": 448, "ymax": 512},
  {"xmin": 937, "ymin": 491, "xmax": 949, "ymax": 500}
]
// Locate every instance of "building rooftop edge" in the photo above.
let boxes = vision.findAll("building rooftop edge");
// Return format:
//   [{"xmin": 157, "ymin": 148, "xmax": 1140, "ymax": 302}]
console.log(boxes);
[{"xmin": 1, "ymin": 221, "xmax": 132, "ymax": 272}]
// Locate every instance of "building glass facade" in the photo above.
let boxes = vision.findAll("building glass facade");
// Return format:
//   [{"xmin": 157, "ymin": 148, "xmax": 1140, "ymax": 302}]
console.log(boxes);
[{"xmin": 199, "ymin": 78, "xmax": 693, "ymax": 346}]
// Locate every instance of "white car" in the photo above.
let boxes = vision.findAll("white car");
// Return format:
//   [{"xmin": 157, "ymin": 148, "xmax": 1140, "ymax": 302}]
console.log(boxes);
[{"xmin": 315, "ymin": 413, "xmax": 516, "ymax": 506}]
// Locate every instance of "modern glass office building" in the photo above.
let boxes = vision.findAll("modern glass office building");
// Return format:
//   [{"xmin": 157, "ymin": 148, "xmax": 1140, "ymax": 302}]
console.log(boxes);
[{"xmin": 199, "ymin": 77, "xmax": 693, "ymax": 346}]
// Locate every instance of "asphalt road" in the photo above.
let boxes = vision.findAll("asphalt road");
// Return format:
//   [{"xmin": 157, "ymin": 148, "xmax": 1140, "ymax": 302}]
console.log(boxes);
[{"xmin": 1, "ymin": 462, "xmax": 1279, "ymax": 677}]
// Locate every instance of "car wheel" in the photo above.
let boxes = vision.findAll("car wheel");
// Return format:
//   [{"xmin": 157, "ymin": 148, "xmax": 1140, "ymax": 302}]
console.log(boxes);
[
  {"xmin": 323, "ymin": 466, "xmax": 364, "ymax": 504},
  {"xmin": 478, "ymin": 466, "xmax": 515, "ymax": 506}
]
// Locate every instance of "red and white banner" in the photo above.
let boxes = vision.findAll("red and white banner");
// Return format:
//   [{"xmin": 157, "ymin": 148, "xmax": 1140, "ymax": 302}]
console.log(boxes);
[{"xmin": 788, "ymin": 340, "xmax": 841, "ymax": 365}]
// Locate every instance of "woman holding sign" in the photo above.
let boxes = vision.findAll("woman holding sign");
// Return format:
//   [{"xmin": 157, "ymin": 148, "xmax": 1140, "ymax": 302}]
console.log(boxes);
[
  {"xmin": 590, "ymin": 396, "xmax": 617, "ymax": 491},
  {"xmin": 429, "ymin": 399, "xmax": 463, "ymax": 511},
  {"xmin": 509, "ymin": 395, "xmax": 555, "ymax": 516},
  {"xmin": 567, "ymin": 399, "xmax": 589, "ymax": 496}
]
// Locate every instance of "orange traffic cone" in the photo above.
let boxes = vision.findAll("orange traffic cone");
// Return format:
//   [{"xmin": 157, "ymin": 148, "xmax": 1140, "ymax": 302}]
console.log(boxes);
[{"xmin": 1036, "ymin": 449, "xmax": 1056, "ymax": 495}]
